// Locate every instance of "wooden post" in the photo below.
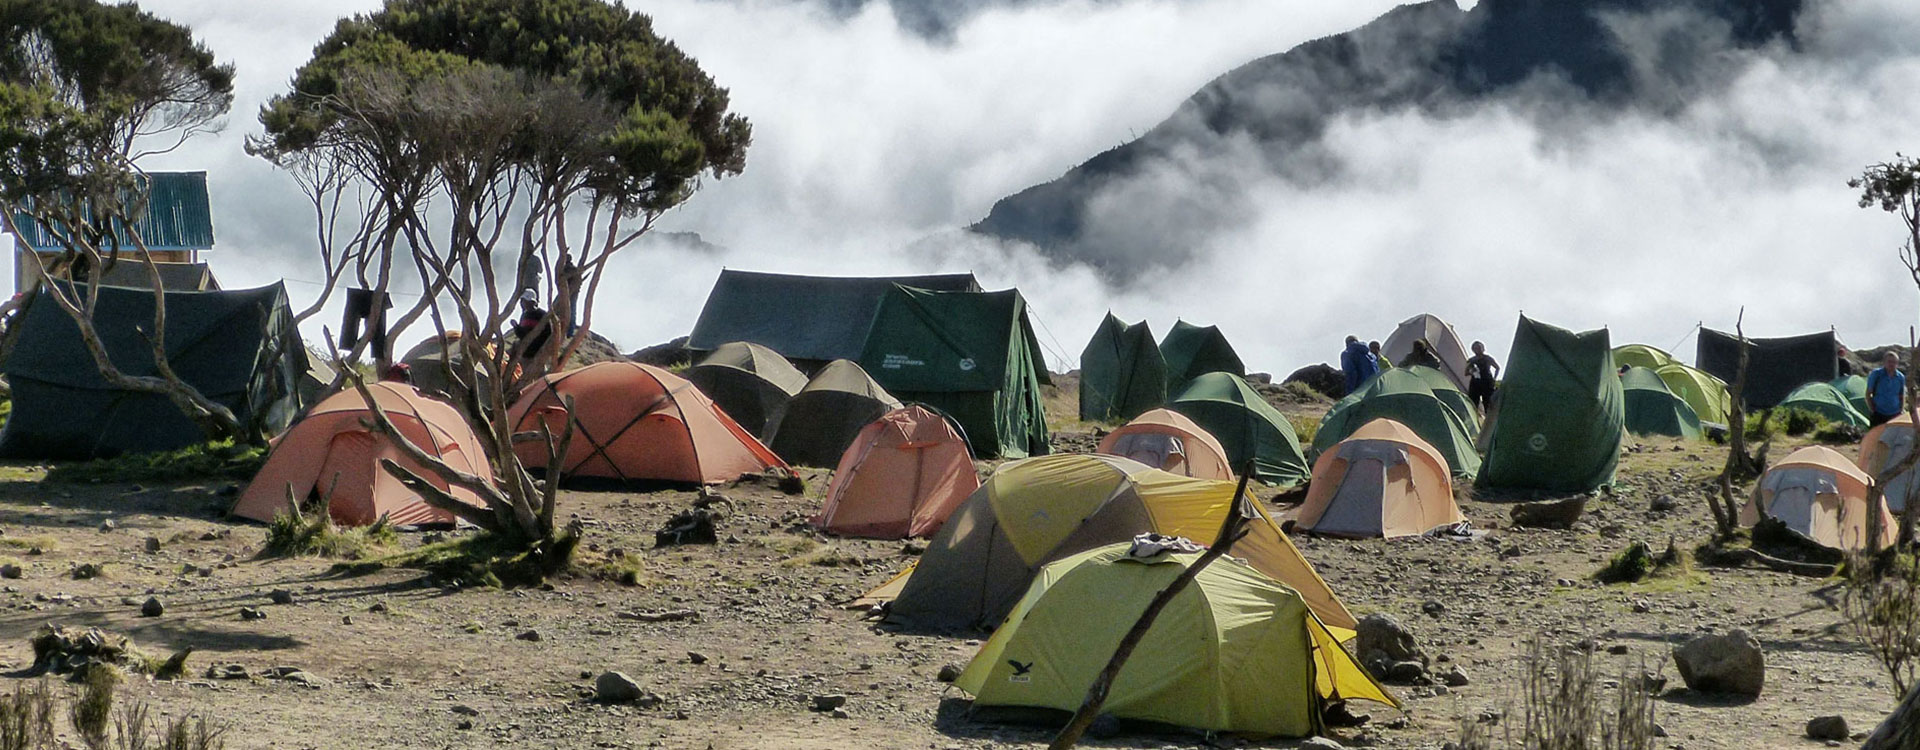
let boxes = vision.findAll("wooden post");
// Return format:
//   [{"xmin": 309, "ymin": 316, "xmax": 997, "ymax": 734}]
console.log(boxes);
[{"xmin": 1048, "ymin": 465, "xmax": 1256, "ymax": 750}]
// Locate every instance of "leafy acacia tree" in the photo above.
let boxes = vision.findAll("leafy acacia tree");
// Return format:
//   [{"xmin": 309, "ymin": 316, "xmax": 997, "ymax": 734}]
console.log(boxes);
[
  {"xmin": 1851, "ymin": 155, "xmax": 1920, "ymax": 549},
  {"xmin": 0, "ymin": 0, "xmax": 245, "ymax": 441},
  {"xmin": 252, "ymin": 0, "xmax": 750, "ymax": 549}
]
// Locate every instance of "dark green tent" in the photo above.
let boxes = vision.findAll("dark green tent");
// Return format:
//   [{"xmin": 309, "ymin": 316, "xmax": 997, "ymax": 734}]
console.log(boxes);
[
  {"xmin": 1621, "ymin": 366, "xmax": 1702, "ymax": 440},
  {"xmin": 1480, "ymin": 317, "xmax": 1624, "ymax": 492},
  {"xmin": 1831, "ymin": 374, "xmax": 1870, "ymax": 417},
  {"xmin": 685, "ymin": 270, "xmax": 980, "ymax": 367},
  {"xmin": 768, "ymin": 359, "xmax": 901, "ymax": 467},
  {"xmin": 858, "ymin": 287, "xmax": 1051, "ymax": 459},
  {"xmin": 1160, "ymin": 321, "xmax": 1245, "ymax": 396},
  {"xmin": 1313, "ymin": 367, "xmax": 1481, "ymax": 479},
  {"xmin": 1078, "ymin": 313, "xmax": 1166, "ymax": 423},
  {"xmin": 1696, "ymin": 328, "xmax": 1837, "ymax": 409},
  {"xmin": 1168, "ymin": 372, "xmax": 1308, "ymax": 486},
  {"xmin": 0, "ymin": 283, "xmax": 305, "ymax": 459},
  {"xmin": 687, "ymin": 341, "xmax": 808, "ymax": 439},
  {"xmin": 1779, "ymin": 381, "xmax": 1869, "ymax": 430}
]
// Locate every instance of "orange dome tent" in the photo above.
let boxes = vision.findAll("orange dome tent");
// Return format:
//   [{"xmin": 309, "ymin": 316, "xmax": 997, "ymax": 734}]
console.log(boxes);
[
  {"xmin": 814, "ymin": 405, "xmax": 979, "ymax": 538},
  {"xmin": 1293, "ymin": 418, "xmax": 1463, "ymax": 539},
  {"xmin": 507, "ymin": 362, "xmax": 786, "ymax": 484},
  {"xmin": 1859, "ymin": 414, "xmax": 1919, "ymax": 512},
  {"xmin": 1741, "ymin": 445, "xmax": 1890, "ymax": 552},
  {"xmin": 232, "ymin": 382, "xmax": 491, "ymax": 527},
  {"xmin": 1095, "ymin": 408, "xmax": 1233, "ymax": 481}
]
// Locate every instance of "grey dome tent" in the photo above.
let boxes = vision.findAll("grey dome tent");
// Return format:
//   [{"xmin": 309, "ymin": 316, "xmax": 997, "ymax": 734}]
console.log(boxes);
[
  {"xmin": 768, "ymin": 360, "xmax": 902, "ymax": 467},
  {"xmin": 686, "ymin": 341, "xmax": 808, "ymax": 439},
  {"xmin": 0, "ymin": 283, "xmax": 305, "ymax": 459},
  {"xmin": 1078, "ymin": 313, "xmax": 1166, "ymax": 423}
]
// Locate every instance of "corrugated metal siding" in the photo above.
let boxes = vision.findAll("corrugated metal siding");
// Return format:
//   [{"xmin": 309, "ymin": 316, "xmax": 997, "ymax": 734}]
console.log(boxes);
[{"xmin": 9, "ymin": 172, "xmax": 214, "ymax": 251}]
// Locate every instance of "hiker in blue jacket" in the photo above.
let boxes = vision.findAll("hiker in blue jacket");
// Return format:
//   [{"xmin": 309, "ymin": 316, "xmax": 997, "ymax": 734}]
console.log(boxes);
[
  {"xmin": 1340, "ymin": 336, "xmax": 1378, "ymax": 394},
  {"xmin": 1868, "ymin": 351, "xmax": 1908, "ymax": 427}
]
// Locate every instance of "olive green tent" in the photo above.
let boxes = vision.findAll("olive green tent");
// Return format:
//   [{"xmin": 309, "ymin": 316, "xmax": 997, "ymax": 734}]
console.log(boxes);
[
  {"xmin": 0, "ymin": 283, "xmax": 305, "ymax": 459},
  {"xmin": 1779, "ymin": 381, "xmax": 1869, "ymax": 430},
  {"xmin": 1313, "ymin": 367, "xmax": 1481, "ymax": 479},
  {"xmin": 1079, "ymin": 313, "xmax": 1166, "ymax": 423},
  {"xmin": 1831, "ymin": 374, "xmax": 1870, "ymax": 417},
  {"xmin": 686, "ymin": 341, "xmax": 808, "ymax": 439},
  {"xmin": 1168, "ymin": 372, "xmax": 1309, "ymax": 486},
  {"xmin": 1399, "ymin": 364, "xmax": 1481, "ymax": 436},
  {"xmin": 1479, "ymin": 317, "xmax": 1624, "ymax": 492},
  {"xmin": 768, "ymin": 360, "xmax": 901, "ymax": 467},
  {"xmin": 1655, "ymin": 363, "xmax": 1732, "ymax": 425},
  {"xmin": 1613, "ymin": 344, "xmax": 1676, "ymax": 371},
  {"xmin": 858, "ymin": 286, "xmax": 1051, "ymax": 459},
  {"xmin": 956, "ymin": 543, "xmax": 1394, "ymax": 738},
  {"xmin": 1160, "ymin": 321, "xmax": 1245, "ymax": 396},
  {"xmin": 1621, "ymin": 366, "xmax": 1702, "ymax": 440}
]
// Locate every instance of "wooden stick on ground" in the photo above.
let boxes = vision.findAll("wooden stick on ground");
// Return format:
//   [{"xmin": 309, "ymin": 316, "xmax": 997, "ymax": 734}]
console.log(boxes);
[{"xmin": 1048, "ymin": 464, "xmax": 1257, "ymax": 750}]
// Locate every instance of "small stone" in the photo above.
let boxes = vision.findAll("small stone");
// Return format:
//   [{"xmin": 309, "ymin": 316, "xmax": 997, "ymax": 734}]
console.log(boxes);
[
  {"xmin": 515, "ymin": 629, "xmax": 542, "ymax": 642},
  {"xmin": 1443, "ymin": 666, "xmax": 1470, "ymax": 687},
  {"xmin": 240, "ymin": 607, "xmax": 266, "ymax": 621},
  {"xmin": 454, "ymin": 719, "xmax": 473, "ymax": 730},
  {"xmin": 1387, "ymin": 661, "xmax": 1427, "ymax": 684},
  {"xmin": 811, "ymin": 694, "xmax": 847, "ymax": 712},
  {"xmin": 1672, "ymin": 630, "xmax": 1765, "ymax": 696},
  {"xmin": 450, "ymin": 705, "xmax": 480, "ymax": 717},
  {"xmin": 936, "ymin": 664, "xmax": 963, "ymax": 683},
  {"xmin": 0, "ymin": 564, "xmax": 20, "ymax": 579},
  {"xmin": 140, "ymin": 597, "xmax": 164, "ymax": 617},
  {"xmin": 594, "ymin": 671, "xmax": 645, "ymax": 703},
  {"xmin": 1608, "ymin": 644, "xmax": 1629, "ymax": 655},
  {"xmin": 340, "ymin": 615, "xmax": 353, "ymax": 625},
  {"xmin": 98, "ymin": 520, "xmax": 115, "ymax": 533},
  {"xmin": 1650, "ymin": 495, "xmax": 1678, "ymax": 512},
  {"xmin": 1421, "ymin": 600, "xmax": 1446, "ymax": 618},
  {"xmin": 830, "ymin": 709, "xmax": 849, "ymax": 719},
  {"xmin": 368, "ymin": 602, "xmax": 388, "ymax": 613},
  {"xmin": 269, "ymin": 589, "xmax": 293, "ymax": 605},
  {"xmin": 1653, "ymin": 723, "xmax": 1668, "ymax": 737},
  {"xmin": 1805, "ymin": 715, "xmax": 1848, "ymax": 741},
  {"xmin": 686, "ymin": 651, "xmax": 708, "ymax": 665},
  {"xmin": 1086, "ymin": 713, "xmax": 1121, "ymax": 739},
  {"xmin": 1301, "ymin": 737, "xmax": 1346, "ymax": 750}
]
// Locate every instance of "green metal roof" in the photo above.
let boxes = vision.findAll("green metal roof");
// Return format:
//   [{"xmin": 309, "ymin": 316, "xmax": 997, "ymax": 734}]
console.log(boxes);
[{"xmin": 10, "ymin": 172, "xmax": 215, "ymax": 252}]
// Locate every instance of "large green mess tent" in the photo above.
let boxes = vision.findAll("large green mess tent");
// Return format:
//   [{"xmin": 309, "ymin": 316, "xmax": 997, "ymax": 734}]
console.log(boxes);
[
  {"xmin": 1779, "ymin": 381, "xmax": 1870, "ymax": 430},
  {"xmin": 1313, "ymin": 366, "xmax": 1481, "ymax": 479},
  {"xmin": 1621, "ymin": 366, "xmax": 1702, "ymax": 440},
  {"xmin": 685, "ymin": 270, "xmax": 980, "ymax": 365},
  {"xmin": 858, "ymin": 286, "xmax": 1050, "ymax": 459},
  {"xmin": 1160, "ymin": 321, "xmax": 1244, "ymax": 396},
  {"xmin": 1480, "ymin": 316, "xmax": 1624, "ymax": 492},
  {"xmin": 1168, "ymin": 372, "xmax": 1309, "ymax": 486},
  {"xmin": 1697, "ymin": 328, "xmax": 1838, "ymax": 409},
  {"xmin": 1079, "ymin": 313, "xmax": 1166, "ymax": 423},
  {"xmin": 0, "ymin": 283, "xmax": 305, "ymax": 459}
]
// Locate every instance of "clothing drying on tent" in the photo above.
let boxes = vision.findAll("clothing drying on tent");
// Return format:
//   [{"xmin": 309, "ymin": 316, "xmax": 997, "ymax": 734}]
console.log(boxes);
[
  {"xmin": 685, "ymin": 270, "xmax": 980, "ymax": 367},
  {"xmin": 858, "ymin": 286, "xmax": 1051, "ymax": 459},
  {"xmin": 1831, "ymin": 374, "xmax": 1871, "ymax": 419},
  {"xmin": 1312, "ymin": 366, "xmax": 1480, "ymax": 480},
  {"xmin": 507, "ymin": 362, "xmax": 786, "ymax": 484},
  {"xmin": 686, "ymin": 341, "xmax": 808, "ymax": 439},
  {"xmin": 1160, "ymin": 320, "xmax": 1245, "ymax": 396},
  {"xmin": 769, "ymin": 360, "xmax": 903, "ymax": 467},
  {"xmin": 1168, "ymin": 372, "xmax": 1310, "ymax": 486},
  {"xmin": 1095, "ymin": 408, "xmax": 1234, "ymax": 481},
  {"xmin": 1382, "ymin": 314, "xmax": 1471, "ymax": 391},
  {"xmin": 1697, "ymin": 328, "xmax": 1838, "ymax": 409},
  {"xmin": 1741, "ymin": 446, "xmax": 1890, "ymax": 553},
  {"xmin": 0, "ymin": 283, "xmax": 305, "ymax": 460},
  {"xmin": 1778, "ymin": 381, "xmax": 1870, "ymax": 430},
  {"xmin": 232, "ymin": 383, "xmax": 490, "ymax": 527},
  {"xmin": 1612, "ymin": 344, "xmax": 1676, "ymax": 372},
  {"xmin": 1858, "ymin": 415, "xmax": 1920, "ymax": 513},
  {"xmin": 1620, "ymin": 366, "xmax": 1703, "ymax": 440},
  {"xmin": 1078, "ymin": 313, "xmax": 1167, "ymax": 423},
  {"xmin": 877, "ymin": 454, "xmax": 1355, "ymax": 633},
  {"xmin": 1655, "ymin": 363, "xmax": 1732, "ymax": 425},
  {"xmin": 1296, "ymin": 419, "xmax": 1462, "ymax": 539},
  {"xmin": 956, "ymin": 542, "xmax": 1394, "ymax": 738},
  {"xmin": 1479, "ymin": 316, "xmax": 1624, "ymax": 493},
  {"xmin": 813, "ymin": 405, "xmax": 978, "ymax": 539}
]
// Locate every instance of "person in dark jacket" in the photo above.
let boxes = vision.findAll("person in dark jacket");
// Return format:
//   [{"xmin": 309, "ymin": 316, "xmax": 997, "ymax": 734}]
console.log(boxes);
[{"xmin": 1340, "ymin": 336, "xmax": 1378, "ymax": 394}]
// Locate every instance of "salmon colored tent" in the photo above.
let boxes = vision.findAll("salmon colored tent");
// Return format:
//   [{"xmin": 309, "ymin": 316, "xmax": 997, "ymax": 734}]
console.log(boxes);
[
  {"xmin": 814, "ymin": 405, "xmax": 978, "ymax": 538},
  {"xmin": 507, "ymin": 362, "xmax": 786, "ymax": 484},
  {"xmin": 1293, "ymin": 419, "xmax": 1463, "ymax": 539},
  {"xmin": 1859, "ymin": 414, "xmax": 1920, "ymax": 512},
  {"xmin": 1741, "ymin": 445, "xmax": 1890, "ymax": 552},
  {"xmin": 1095, "ymin": 408, "xmax": 1233, "ymax": 481},
  {"xmin": 232, "ymin": 382, "xmax": 490, "ymax": 527}
]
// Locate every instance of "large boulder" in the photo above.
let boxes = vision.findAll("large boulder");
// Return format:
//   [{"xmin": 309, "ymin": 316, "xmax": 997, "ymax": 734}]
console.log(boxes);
[
  {"xmin": 629, "ymin": 336, "xmax": 693, "ymax": 368},
  {"xmin": 1354, "ymin": 613, "xmax": 1426, "ymax": 682},
  {"xmin": 1283, "ymin": 363, "xmax": 1345, "ymax": 399},
  {"xmin": 1672, "ymin": 630, "xmax": 1764, "ymax": 696},
  {"xmin": 1510, "ymin": 498, "xmax": 1586, "ymax": 530}
]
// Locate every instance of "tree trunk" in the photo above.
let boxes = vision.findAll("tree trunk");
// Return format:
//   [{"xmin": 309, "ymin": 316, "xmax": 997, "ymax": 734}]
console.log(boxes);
[{"xmin": 1863, "ymin": 679, "xmax": 1920, "ymax": 750}]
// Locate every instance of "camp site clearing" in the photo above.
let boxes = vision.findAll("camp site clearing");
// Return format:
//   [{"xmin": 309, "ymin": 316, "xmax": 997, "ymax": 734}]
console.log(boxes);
[{"xmin": 0, "ymin": 375, "xmax": 1891, "ymax": 750}]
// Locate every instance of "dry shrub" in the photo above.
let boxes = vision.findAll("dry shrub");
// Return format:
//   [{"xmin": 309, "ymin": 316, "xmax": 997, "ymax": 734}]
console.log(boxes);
[
  {"xmin": 1843, "ymin": 552, "xmax": 1920, "ymax": 697},
  {"xmin": 1459, "ymin": 636, "xmax": 1658, "ymax": 750}
]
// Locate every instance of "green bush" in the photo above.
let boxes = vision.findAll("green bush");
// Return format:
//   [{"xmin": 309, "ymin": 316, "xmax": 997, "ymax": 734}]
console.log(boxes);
[
  {"xmin": 263, "ymin": 510, "xmax": 396, "ymax": 560},
  {"xmin": 1596, "ymin": 540, "xmax": 1689, "ymax": 584},
  {"xmin": 44, "ymin": 441, "xmax": 266, "ymax": 485},
  {"xmin": 1286, "ymin": 414, "xmax": 1320, "ymax": 446}
]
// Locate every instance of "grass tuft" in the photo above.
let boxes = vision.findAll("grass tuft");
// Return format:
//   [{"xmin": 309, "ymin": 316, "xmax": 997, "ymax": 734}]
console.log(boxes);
[
  {"xmin": 335, "ymin": 531, "xmax": 579, "ymax": 589},
  {"xmin": 1597, "ymin": 540, "xmax": 1695, "ymax": 585},
  {"xmin": 44, "ymin": 440, "xmax": 266, "ymax": 485},
  {"xmin": 780, "ymin": 545, "xmax": 862, "ymax": 569},
  {"xmin": 262, "ymin": 510, "xmax": 395, "ymax": 560}
]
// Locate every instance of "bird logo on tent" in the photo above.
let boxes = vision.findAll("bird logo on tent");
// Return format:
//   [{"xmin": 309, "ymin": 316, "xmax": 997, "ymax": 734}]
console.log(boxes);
[
  {"xmin": 1528, "ymin": 433, "xmax": 1549, "ymax": 452},
  {"xmin": 1007, "ymin": 660, "xmax": 1033, "ymax": 683},
  {"xmin": 959, "ymin": 358, "xmax": 976, "ymax": 372}
]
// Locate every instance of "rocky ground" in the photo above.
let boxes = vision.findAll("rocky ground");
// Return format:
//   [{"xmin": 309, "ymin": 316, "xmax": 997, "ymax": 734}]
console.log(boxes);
[{"xmin": 0, "ymin": 382, "xmax": 1899, "ymax": 749}]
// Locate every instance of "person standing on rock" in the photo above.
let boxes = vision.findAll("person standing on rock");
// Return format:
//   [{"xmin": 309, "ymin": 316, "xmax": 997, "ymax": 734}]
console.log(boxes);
[
  {"xmin": 1868, "ymin": 351, "xmax": 1908, "ymax": 426},
  {"xmin": 1369, "ymin": 340, "xmax": 1394, "ymax": 371},
  {"xmin": 1341, "ymin": 336, "xmax": 1378, "ymax": 394},
  {"xmin": 1466, "ymin": 341, "xmax": 1500, "ymax": 415}
]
